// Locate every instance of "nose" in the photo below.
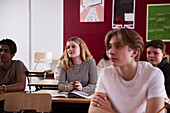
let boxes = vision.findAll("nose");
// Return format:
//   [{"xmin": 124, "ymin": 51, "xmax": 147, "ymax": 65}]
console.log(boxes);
[
  {"xmin": 149, "ymin": 53, "xmax": 154, "ymax": 57},
  {"xmin": 109, "ymin": 47, "xmax": 115, "ymax": 55},
  {"xmin": 0, "ymin": 50, "xmax": 6, "ymax": 55}
]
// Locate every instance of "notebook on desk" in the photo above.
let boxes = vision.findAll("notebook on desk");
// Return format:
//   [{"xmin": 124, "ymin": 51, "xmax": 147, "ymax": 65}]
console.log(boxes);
[
  {"xmin": 35, "ymin": 90, "xmax": 93, "ymax": 99},
  {"xmin": 51, "ymin": 90, "xmax": 93, "ymax": 99}
]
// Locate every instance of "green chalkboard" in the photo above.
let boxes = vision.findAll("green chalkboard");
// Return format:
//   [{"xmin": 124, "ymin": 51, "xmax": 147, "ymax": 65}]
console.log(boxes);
[{"xmin": 146, "ymin": 4, "xmax": 170, "ymax": 41}]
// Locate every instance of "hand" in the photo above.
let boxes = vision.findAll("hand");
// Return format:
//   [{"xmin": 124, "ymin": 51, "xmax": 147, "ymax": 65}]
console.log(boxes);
[
  {"xmin": 92, "ymin": 93, "xmax": 114, "ymax": 112},
  {"xmin": 75, "ymin": 82, "xmax": 82, "ymax": 91},
  {"xmin": 68, "ymin": 82, "xmax": 74, "ymax": 92}
]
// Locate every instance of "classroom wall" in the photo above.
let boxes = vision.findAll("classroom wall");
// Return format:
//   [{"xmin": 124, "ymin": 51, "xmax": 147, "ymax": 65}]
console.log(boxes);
[
  {"xmin": 64, "ymin": 0, "xmax": 170, "ymax": 63},
  {"xmin": 0, "ymin": 0, "xmax": 63, "ymax": 70}
]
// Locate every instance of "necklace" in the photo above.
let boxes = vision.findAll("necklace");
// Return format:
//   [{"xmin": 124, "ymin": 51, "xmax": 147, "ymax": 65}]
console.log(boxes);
[{"xmin": 71, "ymin": 63, "xmax": 83, "ymax": 74}]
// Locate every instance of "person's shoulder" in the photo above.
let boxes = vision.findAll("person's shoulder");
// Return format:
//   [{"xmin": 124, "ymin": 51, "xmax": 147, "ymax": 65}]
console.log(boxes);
[
  {"xmin": 138, "ymin": 61, "xmax": 162, "ymax": 73},
  {"xmin": 139, "ymin": 61, "xmax": 157, "ymax": 69},
  {"xmin": 138, "ymin": 61, "xmax": 163, "ymax": 77},
  {"xmin": 85, "ymin": 59, "xmax": 96, "ymax": 64},
  {"xmin": 98, "ymin": 58, "xmax": 105, "ymax": 63},
  {"xmin": 12, "ymin": 60, "xmax": 25, "ymax": 65},
  {"xmin": 102, "ymin": 65, "xmax": 115, "ymax": 75}
]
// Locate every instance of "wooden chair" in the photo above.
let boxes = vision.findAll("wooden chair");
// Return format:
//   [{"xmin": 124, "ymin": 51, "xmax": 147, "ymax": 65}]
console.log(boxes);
[
  {"xmin": 27, "ymin": 52, "xmax": 53, "ymax": 91},
  {"xmin": 4, "ymin": 92, "xmax": 52, "ymax": 113},
  {"xmin": 34, "ymin": 52, "xmax": 53, "ymax": 71}
]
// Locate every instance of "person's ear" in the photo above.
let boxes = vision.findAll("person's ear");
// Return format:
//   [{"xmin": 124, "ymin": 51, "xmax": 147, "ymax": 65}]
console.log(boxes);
[
  {"xmin": 162, "ymin": 52, "xmax": 166, "ymax": 58},
  {"xmin": 131, "ymin": 49, "xmax": 138, "ymax": 58},
  {"xmin": 11, "ymin": 53, "xmax": 15, "ymax": 58}
]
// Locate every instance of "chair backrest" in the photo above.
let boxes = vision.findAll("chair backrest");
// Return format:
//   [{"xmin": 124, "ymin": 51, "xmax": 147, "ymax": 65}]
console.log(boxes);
[
  {"xmin": 34, "ymin": 52, "xmax": 52, "ymax": 63},
  {"xmin": 4, "ymin": 93, "xmax": 52, "ymax": 112}
]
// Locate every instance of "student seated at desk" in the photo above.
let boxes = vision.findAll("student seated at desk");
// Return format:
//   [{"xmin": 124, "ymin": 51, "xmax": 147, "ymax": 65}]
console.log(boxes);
[
  {"xmin": 58, "ymin": 37, "xmax": 98, "ymax": 93},
  {"xmin": 146, "ymin": 40, "xmax": 170, "ymax": 96},
  {"xmin": 97, "ymin": 49, "xmax": 112, "ymax": 76},
  {"xmin": 89, "ymin": 28, "xmax": 168, "ymax": 113},
  {"xmin": 0, "ymin": 39, "xmax": 28, "ymax": 111},
  {"xmin": 146, "ymin": 40, "xmax": 170, "ymax": 113}
]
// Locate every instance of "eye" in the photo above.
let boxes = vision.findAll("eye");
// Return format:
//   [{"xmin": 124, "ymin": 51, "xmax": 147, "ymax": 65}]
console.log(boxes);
[
  {"xmin": 72, "ymin": 45, "xmax": 76, "ymax": 48},
  {"xmin": 108, "ymin": 44, "xmax": 112, "ymax": 49},
  {"xmin": 147, "ymin": 51, "xmax": 151, "ymax": 55},
  {"xmin": 4, "ymin": 49, "xmax": 9, "ymax": 53},
  {"xmin": 154, "ymin": 52, "xmax": 158, "ymax": 55},
  {"xmin": 115, "ymin": 44, "xmax": 122, "ymax": 49}
]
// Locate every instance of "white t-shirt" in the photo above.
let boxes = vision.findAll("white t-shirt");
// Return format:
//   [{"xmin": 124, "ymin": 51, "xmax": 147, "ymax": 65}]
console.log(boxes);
[{"xmin": 96, "ymin": 61, "xmax": 168, "ymax": 113}]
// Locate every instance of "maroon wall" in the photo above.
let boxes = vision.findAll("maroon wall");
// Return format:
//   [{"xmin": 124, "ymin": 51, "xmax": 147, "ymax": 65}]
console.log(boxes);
[{"xmin": 64, "ymin": 0, "xmax": 170, "ymax": 63}]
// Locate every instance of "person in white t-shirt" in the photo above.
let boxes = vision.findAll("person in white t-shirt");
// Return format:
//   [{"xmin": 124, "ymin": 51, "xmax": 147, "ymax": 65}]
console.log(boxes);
[
  {"xmin": 97, "ymin": 49, "xmax": 112, "ymax": 76},
  {"xmin": 88, "ymin": 28, "xmax": 168, "ymax": 113}
]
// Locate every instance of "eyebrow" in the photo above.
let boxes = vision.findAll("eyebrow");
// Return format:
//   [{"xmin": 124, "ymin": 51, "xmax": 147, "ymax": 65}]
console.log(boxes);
[{"xmin": 109, "ymin": 41, "xmax": 121, "ymax": 45}]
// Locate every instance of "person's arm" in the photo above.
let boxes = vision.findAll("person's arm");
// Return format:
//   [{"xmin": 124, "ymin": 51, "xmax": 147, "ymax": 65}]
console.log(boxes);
[
  {"xmin": 82, "ymin": 59, "xmax": 98, "ymax": 93},
  {"xmin": 146, "ymin": 97, "xmax": 165, "ymax": 113},
  {"xmin": 58, "ymin": 65, "xmax": 69, "ymax": 92},
  {"xmin": 88, "ymin": 92, "xmax": 115, "ymax": 113},
  {"xmin": 0, "ymin": 73, "xmax": 26, "ymax": 92}
]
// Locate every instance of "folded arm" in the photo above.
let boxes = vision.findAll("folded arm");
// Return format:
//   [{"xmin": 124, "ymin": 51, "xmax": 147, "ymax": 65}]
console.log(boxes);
[
  {"xmin": 0, "ymin": 73, "xmax": 26, "ymax": 92},
  {"xmin": 146, "ymin": 97, "xmax": 165, "ymax": 113},
  {"xmin": 88, "ymin": 92, "xmax": 115, "ymax": 113}
]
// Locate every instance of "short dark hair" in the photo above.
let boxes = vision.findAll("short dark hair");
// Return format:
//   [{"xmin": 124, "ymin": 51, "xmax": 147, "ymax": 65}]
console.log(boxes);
[
  {"xmin": 0, "ymin": 39, "xmax": 17, "ymax": 54},
  {"xmin": 146, "ymin": 40, "xmax": 166, "ymax": 53}
]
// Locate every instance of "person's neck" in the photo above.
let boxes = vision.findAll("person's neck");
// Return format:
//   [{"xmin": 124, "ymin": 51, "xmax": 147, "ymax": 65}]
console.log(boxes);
[
  {"xmin": 72, "ymin": 57, "xmax": 82, "ymax": 65},
  {"xmin": 1, "ymin": 60, "xmax": 12, "ymax": 71},
  {"xmin": 118, "ymin": 61, "xmax": 138, "ymax": 81}
]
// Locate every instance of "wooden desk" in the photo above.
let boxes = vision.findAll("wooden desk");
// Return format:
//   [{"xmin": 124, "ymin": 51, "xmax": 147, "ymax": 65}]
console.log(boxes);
[
  {"xmin": 34, "ymin": 90, "xmax": 91, "ymax": 113},
  {"xmin": 28, "ymin": 79, "xmax": 58, "ymax": 91}
]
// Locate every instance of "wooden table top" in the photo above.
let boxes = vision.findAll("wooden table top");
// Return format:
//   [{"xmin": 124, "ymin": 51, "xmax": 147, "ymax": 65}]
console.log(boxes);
[{"xmin": 28, "ymin": 79, "xmax": 58, "ymax": 87}]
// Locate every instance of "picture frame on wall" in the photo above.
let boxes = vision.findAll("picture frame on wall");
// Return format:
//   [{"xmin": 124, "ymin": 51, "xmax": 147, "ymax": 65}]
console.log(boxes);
[
  {"xmin": 80, "ymin": 0, "xmax": 105, "ymax": 22},
  {"xmin": 112, "ymin": 0, "xmax": 136, "ymax": 29},
  {"xmin": 146, "ymin": 4, "xmax": 170, "ymax": 42}
]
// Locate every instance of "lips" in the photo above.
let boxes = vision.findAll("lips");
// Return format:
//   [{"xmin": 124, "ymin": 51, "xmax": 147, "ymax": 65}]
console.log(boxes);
[
  {"xmin": 148, "ymin": 58, "xmax": 155, "ymax": 62},
  {"xmin": 111, "ymin": 58, "xmax": 117, "ymax": 62},
  {"xmin": 68, "ymin": 52, "xmax": 74, "ymax": 55}
]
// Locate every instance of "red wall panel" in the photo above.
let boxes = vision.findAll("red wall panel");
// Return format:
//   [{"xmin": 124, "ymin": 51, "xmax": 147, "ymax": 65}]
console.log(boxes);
[{"xmin": 64, "ymin": 0, "xmax": 170, "ymax": 63}]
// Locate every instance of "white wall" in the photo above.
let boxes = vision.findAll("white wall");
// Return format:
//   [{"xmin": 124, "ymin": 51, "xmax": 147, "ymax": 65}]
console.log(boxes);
[
  {"xmin": 0, "ymin": 0, "xmax": 29, "ymax": 68},
  {"xmin": 31, "ymin": 0, "xmax": 63, "ymax": 70},
  {"xmin": 0, "ymin": 0, "xmax": 63, "ymax": 70}
]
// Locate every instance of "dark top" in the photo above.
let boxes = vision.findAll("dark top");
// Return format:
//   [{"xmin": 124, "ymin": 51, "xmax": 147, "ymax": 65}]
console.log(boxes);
[
  {"xmin": 157, "ymin": 57, "xmax": 170, "ymax": 95},
  {"xmin": 0, "ymin": 60, "xmax": 28, "ymax": 85}
]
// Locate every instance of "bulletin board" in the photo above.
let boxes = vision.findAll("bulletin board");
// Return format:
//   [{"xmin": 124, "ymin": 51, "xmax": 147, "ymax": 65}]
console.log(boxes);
[{"xmin": 146, "ymin": 4, "xmax": 170, "ymax": 41}]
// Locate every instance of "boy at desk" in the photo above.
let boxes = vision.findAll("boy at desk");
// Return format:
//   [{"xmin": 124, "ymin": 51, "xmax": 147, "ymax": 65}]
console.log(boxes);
[
  {"xmin": 146, "ymin": 40, "xmax": 170, "ymax": 96},
  {"xmin": 89, "ymin": 28, "xmax": 168, "ymax": 113},
  {"xmin": 146, "ymin": 40, "xmax": 170, "ymax": 113},
  {"xmin": 0, "ymin": 39, "xmax": 28, "ymax": 111}
]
